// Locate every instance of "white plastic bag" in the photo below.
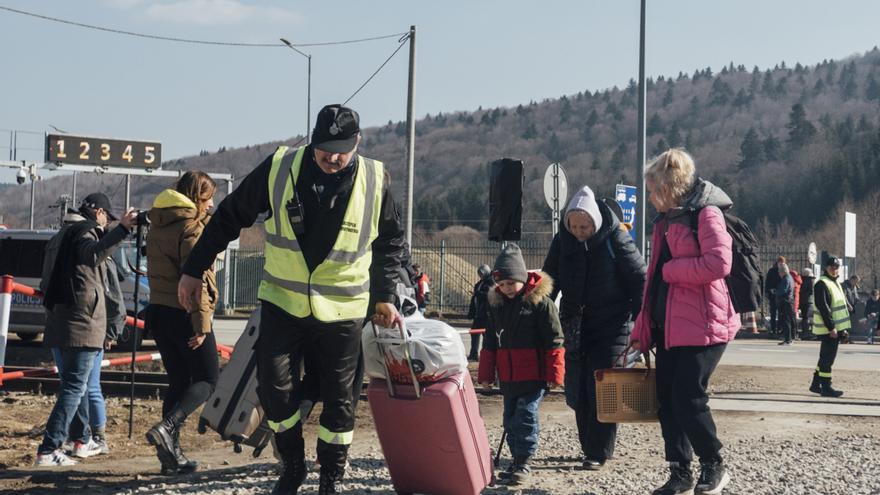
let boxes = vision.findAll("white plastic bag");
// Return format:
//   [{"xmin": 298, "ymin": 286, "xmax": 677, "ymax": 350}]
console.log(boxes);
[{"xmin": 363, "ymin": 316, "xmax": 468, "ymax": 385}]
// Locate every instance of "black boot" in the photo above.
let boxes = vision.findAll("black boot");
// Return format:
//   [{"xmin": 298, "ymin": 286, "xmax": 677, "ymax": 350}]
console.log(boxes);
[
  {"xmin": 809, "ymin": 371, "xmax": 821, "ymax": 394},
  {"xmin": 146, "ymin": 408, "xmax": 186, "ymax": 475},
  {"xmin": 652, "ymin": 462, "xmax": 695, "ymax": 495},
  {"xmin": 316, "ymin": 441, "xmax": 348, "ymax": 495},
  {"xmin": 819, "ymin": 377, "xmax": 843, "ymax": 398},
  {"xmin": 171, "ymin": 425, "xmax": 198, "ymax": 474},
  {"xmin": 273, "ymin": 428, "xmax": 307, "ymax": 495}
]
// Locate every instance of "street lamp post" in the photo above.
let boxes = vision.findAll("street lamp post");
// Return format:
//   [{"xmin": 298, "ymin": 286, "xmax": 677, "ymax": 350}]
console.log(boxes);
[{"xmin": 280, "ymin": 38, "xmax": 312, "ymax": 144}]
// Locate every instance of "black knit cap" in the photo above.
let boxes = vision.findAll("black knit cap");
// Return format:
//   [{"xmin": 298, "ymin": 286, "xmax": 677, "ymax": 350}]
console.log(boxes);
[{"xmin": 492, "ymin": 243, "xmax": 528, "ymax": 283}]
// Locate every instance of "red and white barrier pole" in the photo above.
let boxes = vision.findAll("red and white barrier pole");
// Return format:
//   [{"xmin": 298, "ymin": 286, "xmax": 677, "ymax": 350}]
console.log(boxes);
[
  {"xmin": 0, "ymin": 351, "xmax": 164, "ymax": 383},
  {"xmin": 0, "ymin": 275, "xmax": 13, "ymax": 386},
  {"xmin": 457, "ymin": 328, "xmax": 485, "ymax": 335}
]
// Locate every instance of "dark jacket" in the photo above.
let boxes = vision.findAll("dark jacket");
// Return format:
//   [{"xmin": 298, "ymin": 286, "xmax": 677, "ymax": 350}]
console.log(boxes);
[
  {"xmin": 814, "ymin": 275, "xmax": 843, "ymax": 331},
  {"xmin": 843, "ymin": 280, "xmax": 861, "ymax": 311},
  {"xmin": 542, "ymin": 199, "xmax": 646, "ymax": 342},
  {"xmin": 765, "ymin": 266, "xmax": 781, "ymax": 299},
  {"xmin": 799, "ymin": 276, "xmax": 815, "ymax": 311},
  {"xmin": 776, "ymin": 272, "xmax": 794, "ymax": 303},
  {"xmin": 147, "ymin": 189, "xmax": 218, "ymax": 334},
  {"xmin": 865, "ymin": 298, "xmax": 880, "ymax": 319},
  {"xmin": 43, "ymin": 217, "xmax": 131, "ymax": 349},
  {"xmin": 467, "ymin": 274, "xmax": 494, "ymax": 329},
  {"xmin": 181, "ymin": 145, "xmax": 406, "ymax": 306},
  {"xmin": 477, "ymin": 272, "xmax": 565, "ymax": 397}
]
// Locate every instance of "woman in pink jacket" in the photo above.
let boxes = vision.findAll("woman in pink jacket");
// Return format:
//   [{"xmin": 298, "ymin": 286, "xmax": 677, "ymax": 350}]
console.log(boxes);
[{"xmin": 631, "ymin": 149, "xmax": 739, "ymax": 495}]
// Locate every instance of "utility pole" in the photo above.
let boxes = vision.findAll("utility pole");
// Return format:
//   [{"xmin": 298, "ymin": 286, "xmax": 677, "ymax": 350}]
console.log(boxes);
[
  {"xmin": 404, "ymin": 25, "xmax": 417, "ymax": 247},
  {"xmin": 280, "ymin": 38, "xmax": 312, "ymax": 145},
  {"xmin": 635, "ymin": 0, "xmax": 647, "ymax": 254}
]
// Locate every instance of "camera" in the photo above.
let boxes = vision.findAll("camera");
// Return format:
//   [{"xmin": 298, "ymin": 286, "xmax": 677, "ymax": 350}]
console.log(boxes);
[
  {"xmin": 135, "ymin": 210, "xmax": 151, "ymax": 227},
  {"xmin": 16, "ymin": 167, "xmax": 26, "ymax": 185}
]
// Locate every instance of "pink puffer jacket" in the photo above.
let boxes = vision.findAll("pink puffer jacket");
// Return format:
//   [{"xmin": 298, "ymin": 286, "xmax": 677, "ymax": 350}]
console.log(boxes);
[{"xmin": 632, "ymin": 205, "xmax": 741, "ymax": 352}]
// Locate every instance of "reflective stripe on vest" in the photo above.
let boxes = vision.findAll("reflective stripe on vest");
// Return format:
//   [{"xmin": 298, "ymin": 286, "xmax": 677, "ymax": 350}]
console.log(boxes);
[
  {"xmin": 812, "ymin": 275, "xmax": 851, "ymax": 335},
  {"xmin": 318, "ymin": 425, "xmax": 354, "ymax": 445},
  {"xmin": 258, "ymin": 146, "xmax": 384, "ymax": 322}
]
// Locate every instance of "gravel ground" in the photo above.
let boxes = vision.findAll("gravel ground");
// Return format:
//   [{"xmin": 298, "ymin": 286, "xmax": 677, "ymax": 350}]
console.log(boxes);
[{"xmin": 2, "ymin": 364, "xmax": 878, "ymax": 494}]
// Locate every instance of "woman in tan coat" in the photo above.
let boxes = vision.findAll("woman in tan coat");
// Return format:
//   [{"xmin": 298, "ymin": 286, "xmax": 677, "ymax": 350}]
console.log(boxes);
[{"xmin": 145, "ymin": 171, "xmax": 219, "ymax": 475}]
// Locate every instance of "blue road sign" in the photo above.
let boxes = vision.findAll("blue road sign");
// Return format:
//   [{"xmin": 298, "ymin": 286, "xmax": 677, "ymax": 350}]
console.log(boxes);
[{"xmin": 615, "ymin": 184, "xmax": 637, "ymax": 241}]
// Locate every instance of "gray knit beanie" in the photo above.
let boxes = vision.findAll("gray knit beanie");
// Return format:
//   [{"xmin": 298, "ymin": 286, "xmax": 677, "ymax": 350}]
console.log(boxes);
[{"xmin": 492, "ymin": 243, "xmax": 528, "ymax": 283}]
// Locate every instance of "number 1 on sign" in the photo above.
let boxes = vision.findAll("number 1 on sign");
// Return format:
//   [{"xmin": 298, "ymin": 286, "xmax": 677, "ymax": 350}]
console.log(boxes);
[{"xmin": 122, "ymin": 145, "xmax": 133, "ymax": 163}]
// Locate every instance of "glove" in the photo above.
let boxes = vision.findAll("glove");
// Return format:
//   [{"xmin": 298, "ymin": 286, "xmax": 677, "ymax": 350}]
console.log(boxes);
[{"xmin": 839, "ymin": 330, "xmax": 850, "ymax": 344}]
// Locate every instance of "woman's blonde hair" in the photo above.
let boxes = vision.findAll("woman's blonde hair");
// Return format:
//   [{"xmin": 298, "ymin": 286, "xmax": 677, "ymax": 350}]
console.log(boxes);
[
  {"xmin": 175, "ymin": 171, "xmax": 216, "ymax": 214},
  {"xmin": 645, "ymin": 148, "xmax": 696, "ymax": 209}
]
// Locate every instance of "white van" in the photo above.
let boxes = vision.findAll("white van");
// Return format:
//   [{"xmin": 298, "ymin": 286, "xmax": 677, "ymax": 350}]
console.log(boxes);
[{"xmin": 0, "ymin": 228, "xmax": 150, "ymax": 350}]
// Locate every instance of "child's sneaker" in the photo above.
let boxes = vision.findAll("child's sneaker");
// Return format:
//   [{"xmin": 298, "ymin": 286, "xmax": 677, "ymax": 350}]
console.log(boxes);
[
  {"xmin": 695, "ymin": 460, "xmax": 730, "ymax": 494},
  {"xmin": 496, "ymin": 461, "xmax": 517, "ymax": 480},
  {"xmin": 72, "ymin": 438, "xmax": 103, "ymax": 458},
  {"xmin": 35, "ymin": 449, "xmax": 77, "ymax": 467},
  {"xmin": 506, "ymin": 463, "xmax": 532, "ymax": 485}
]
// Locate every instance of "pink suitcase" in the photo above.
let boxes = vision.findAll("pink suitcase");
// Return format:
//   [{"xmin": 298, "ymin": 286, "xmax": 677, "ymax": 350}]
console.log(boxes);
[{"xmin": 366, "ymin": 322, "xmax": 494, "ymax": 495}]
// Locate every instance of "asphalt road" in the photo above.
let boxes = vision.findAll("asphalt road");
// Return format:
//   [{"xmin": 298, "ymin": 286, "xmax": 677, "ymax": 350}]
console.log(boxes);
[{"xmin": 213, "ymin": 318, "xmax": 879, "ymax": 371}]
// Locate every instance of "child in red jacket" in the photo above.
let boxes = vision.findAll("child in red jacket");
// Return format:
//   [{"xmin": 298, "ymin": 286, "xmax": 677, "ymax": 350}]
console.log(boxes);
[{"xmin": 478, "ymin": 244, "xmax": 564, "ymax": 485}]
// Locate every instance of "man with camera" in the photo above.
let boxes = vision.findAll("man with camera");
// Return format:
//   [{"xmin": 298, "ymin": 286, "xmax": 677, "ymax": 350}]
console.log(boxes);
[
  {"xmin": 36, "ymin": 193, "xmax": 137, "ymax": 466},
  {"xmin": 178, "ymin": 104, "xmax": 407, "ymax": 494}
]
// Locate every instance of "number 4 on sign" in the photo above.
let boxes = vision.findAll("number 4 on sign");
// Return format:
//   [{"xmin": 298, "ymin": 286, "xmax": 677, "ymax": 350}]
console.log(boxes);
[{"xmin": 122, "ymin": 145, "xmax": 133, "ymax": 163}]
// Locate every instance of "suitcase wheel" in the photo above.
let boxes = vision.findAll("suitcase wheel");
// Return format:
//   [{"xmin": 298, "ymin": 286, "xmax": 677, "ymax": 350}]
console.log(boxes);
[
  {"xmin": 253, "ymin": 446, "xmax": 264, "ymax": 458},
  {"xmin": 233, "ymin": 443, "xmax": 243, "ymax": 454},
  {"xmin": 197, "ymin": 418, "xmax": 207, "ymax": 434}
]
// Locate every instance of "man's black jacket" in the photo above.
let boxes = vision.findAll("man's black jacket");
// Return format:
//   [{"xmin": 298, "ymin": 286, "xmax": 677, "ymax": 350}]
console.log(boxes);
[{"xmin": 182, "ymin": 145, "xmax": 407, "ymax": 304}]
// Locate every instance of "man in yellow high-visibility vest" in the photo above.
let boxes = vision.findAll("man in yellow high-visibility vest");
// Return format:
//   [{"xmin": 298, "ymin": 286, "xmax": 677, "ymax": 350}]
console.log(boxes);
[
  {"xmin": 810, "ymin": 256, "xmax": 848, "ymax": 398},
  {"xmin": 178, "ymin": 104, "xmax": 406, "ymax": 494}
]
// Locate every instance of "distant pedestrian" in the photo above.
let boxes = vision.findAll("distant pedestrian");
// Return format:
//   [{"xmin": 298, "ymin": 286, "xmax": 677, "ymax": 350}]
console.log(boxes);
[
  {"xmin": 467, "ymin": 264, "xmax": 494, "ymax": 361},
  {"xmin": 864, "ymin": 289, "xmax": 880, "ymax": 345},
  {"xmin": 764, "ymin": 256, "xmax": 786, "ymax": 333},
  {"xmin": 412, "ymin": 263, "xmax": 431, "ymax": 314},
  {"xmin": 799, "ymin": 268, "xmax": 816, "ymax": 339},
  {"xmin": 631, "ymin": 149, "xmax": 737, "ymax": 495},
  {"xmin": 843, "ymin": 275, "xmax": 862, "ymax": 337},
  {"xmin": 810, "ymin": 256, "xmax": 848, "ymax": 397},
  {"xmin": 789, "ymin": 268, "xmax": 803, "ymax": 338},
  {"xmin": 776, "ymin": 263, "xmax": 796, "ymax": 345},
  {"xmin": 478, "ymin": 244, "xmax": 564, "ymax": 486}
]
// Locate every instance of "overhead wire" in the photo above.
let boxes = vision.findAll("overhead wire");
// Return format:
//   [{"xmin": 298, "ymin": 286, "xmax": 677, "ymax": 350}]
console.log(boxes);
[
  {"xmin": 0, "ymin": 5, "xmax": 406, "ymax": 48},
  {"xmin": 342, "ymin": 32, "xmax": 411, "ymax": 105}
]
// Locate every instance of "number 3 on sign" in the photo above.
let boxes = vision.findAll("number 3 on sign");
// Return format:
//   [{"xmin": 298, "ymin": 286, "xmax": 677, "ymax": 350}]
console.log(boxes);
[{"xmin": 122, "ymin": 145, "xmax": 133, "ymax": 163}]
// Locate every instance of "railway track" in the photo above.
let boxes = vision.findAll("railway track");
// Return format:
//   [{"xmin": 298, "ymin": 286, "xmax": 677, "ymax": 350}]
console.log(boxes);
[{"xmin": 1, "ymin": 366, "xmax": 168, "ymax": 398}]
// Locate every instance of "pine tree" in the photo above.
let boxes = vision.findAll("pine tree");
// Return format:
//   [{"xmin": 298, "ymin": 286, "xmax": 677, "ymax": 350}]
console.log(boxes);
[
  {"xmin": 667, "ymin": 122, "xmax": 682, "ymax": 147},
  {"xmin": 611, "ymin": 143, "xmax": 628, "ymax": 166},
  {"xmin": 763, "ymin": 135, "xmax": 781, "ymax": 162},
  {"xmin": 739, "ymin": 128, "xmax": 764, "ymax": 169},
  {"xmin": 709, "ymin": 78, "xmax": 734, "ymax": 105},
  {"xmin": 653, "ymin": 137, "xmax": 669, "ymax": 156},
  {"xmin": 663, "ymin": 87, "xmax": 674, "ymax": 107},
  {"xmin": 647, "ymin": 113, "xmax": 665, "ymax": 135},
  {"xmin": 866, "ymin": 74, "xmax": 880, "ymax": 101},
  {"xmin": 786, "ymin": 103, "xmax": 817, "ymax": 148}
]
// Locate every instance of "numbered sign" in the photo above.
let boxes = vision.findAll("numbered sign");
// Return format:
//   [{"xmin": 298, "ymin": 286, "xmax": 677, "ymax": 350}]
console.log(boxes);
[{"xmin": 46, "ymin": 134, "xmax": 162, "ymax": 169}]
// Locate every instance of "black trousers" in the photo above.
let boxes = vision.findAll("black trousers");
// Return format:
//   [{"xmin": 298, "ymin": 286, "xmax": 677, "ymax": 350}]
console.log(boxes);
[
  {"xmin": 777, "ymin": 299, "xmax": 796, "ymax": 342},
  {"xmin": 575, "ymin": 334, "xmax": 627, "ymax": 462},
  {"xmin": 768, "ymin": 297, "xmax": 778, "ymax": 332},
  {"xmin": 655, "ymin": 342, "xmax": 726, "ymax": 464},
  {"xmin": 148, "ymin": 304, "xmax": 219, "ymax": 418},
  {"xmin": 800, "ymin": 306, "xmax": 813, "ymax": 336},
  {"xmin": 816, "ymin": 334, "xmax": 840, "ymax": 377},
  {"xmin": 256, "ymin": 301, "xmax": 362, "ymax": 463}
]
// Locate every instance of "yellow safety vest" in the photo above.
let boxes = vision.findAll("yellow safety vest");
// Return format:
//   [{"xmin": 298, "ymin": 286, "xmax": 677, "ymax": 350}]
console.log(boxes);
[
  {"xmin": 257, "ymin": 146, "xmax": 384, "ymax": 322},
  {"xmin": 812, "ymin": 275, "xmax": 851, "ymax": 335}
]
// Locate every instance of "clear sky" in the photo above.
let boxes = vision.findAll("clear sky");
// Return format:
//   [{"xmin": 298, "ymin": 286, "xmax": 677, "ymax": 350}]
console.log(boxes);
[{"xmin": 1, "ymin": 0, "xmax": 879, "ymax": 182}]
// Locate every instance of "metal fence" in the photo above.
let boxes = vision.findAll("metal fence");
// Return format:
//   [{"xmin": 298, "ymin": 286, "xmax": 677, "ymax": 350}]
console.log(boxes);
[{"xmin": 215, "ymin": 235, "xmax": 828, "ymax": 318}]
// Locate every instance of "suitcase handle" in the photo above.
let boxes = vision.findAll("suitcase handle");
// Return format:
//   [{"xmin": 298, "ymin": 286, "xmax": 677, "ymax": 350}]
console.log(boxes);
[
  {"xmin": 371, "ymin": 319, "xmax": 422, "ymax": 399},
  {"xmin": 614, "ymin": 343, "xmax": 654, "ymax": 370}
]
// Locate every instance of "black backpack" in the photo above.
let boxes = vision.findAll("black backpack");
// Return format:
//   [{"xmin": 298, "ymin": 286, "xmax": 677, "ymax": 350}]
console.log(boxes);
[{"xmin": 690, "ymin": 208, "xmax": 762, "ymax": 313}]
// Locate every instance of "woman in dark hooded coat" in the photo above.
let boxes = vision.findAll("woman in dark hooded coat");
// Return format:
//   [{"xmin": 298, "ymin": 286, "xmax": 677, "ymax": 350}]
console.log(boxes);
[{"xmin": 542, "ymin": 185, "xmax": 646, "ymax": 470}]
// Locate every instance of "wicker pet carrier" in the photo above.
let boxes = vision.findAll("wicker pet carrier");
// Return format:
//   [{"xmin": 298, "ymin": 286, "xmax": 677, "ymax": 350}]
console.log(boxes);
[{"xmin": 594, "ymin": 345, "xmax": 659, "ymax": 423}]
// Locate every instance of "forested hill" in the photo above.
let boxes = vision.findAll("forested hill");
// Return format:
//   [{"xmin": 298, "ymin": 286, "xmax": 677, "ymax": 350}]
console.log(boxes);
[{"xmin": 3, "ymin": 47, "xmax": 880, "ymax": 244}]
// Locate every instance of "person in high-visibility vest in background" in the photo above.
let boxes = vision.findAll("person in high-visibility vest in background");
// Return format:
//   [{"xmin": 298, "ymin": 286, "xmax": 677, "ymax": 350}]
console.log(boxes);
[
  {"xmin": 178, "ymin": 104, "xmax": 407, "ymax": 495},
  {"xmin": 809, "ymin": 256, "xmax": 848, "ymax": 397}
]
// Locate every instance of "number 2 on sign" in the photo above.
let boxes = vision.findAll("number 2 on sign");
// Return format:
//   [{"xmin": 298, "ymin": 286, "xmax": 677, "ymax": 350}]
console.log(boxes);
[
  {"xmin": 79, "ymin": 141, "xmax": 90, "ymax": 160},
  {"xmin": 122, "ymin": 145, "xmax": 133, "ymax": 163}
]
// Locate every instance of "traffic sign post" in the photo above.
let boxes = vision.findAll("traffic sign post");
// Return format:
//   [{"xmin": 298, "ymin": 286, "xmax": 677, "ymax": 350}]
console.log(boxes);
[
  {"xmin": 543, "ymin": 163, "xmax": 568, "ymax": 237},
  {"xmin": 615, "ymin": 184, "xmax": 638, "ymax": 242}
]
